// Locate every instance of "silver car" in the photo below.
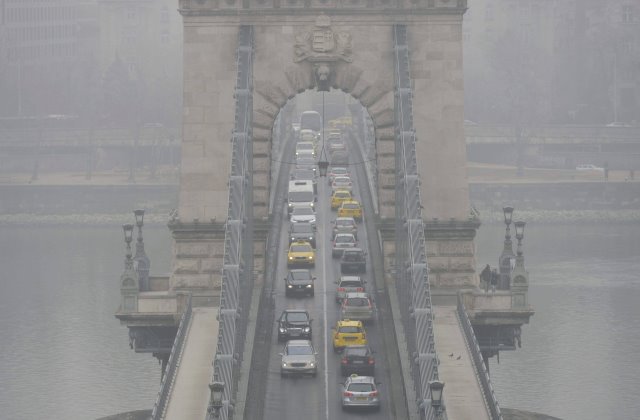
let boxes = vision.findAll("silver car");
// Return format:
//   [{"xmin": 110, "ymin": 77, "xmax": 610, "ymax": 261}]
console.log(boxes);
[
  {"xmin": 340, "ymin": 292, "xmax": 374, "ymax": 323},
  {"xmin": 335, "ymin": 276, "xmax": 366, "ymax": 303},
  {"xmin": 280, "ymin": 339, "xmax": 318, "ymax": 377},
  {"xmin": 290, "ymin": 205, "xmax": 316, "ymax": 226},
  {"xmin": 341, "ymin": 375, "xmax": 380, "ymax": 410},
  {"xmin": 332, "ymin": 217, "xmax": 358, "ymax": 239},
  {"xmin": 331, "ymin": 176, "xmax": 353, "ymax": 193},
  {"xmin": 332, "ymin": 233, "xmax": 357, "ymax": 258}
]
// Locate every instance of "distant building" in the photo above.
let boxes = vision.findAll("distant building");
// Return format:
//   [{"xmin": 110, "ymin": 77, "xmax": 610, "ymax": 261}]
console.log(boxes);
[
  {"xmin": 0, "ymin": 0, "xmax": 99, "ymax": 117},
  {"xmin": 463, "ymin": 0, "xmax": 639, "ymax": 124}
]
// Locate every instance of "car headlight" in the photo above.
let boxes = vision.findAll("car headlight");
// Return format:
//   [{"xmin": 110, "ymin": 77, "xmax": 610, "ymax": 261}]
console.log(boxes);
[
  {"xmin": 288, "ymin": 203, "xmax": 293, "ymax": 207},
  {"xmin": 308, "ymin": 255, "xmax": 314, "ymax": 260},
  {"xmin": 310, "ymin": 362, "xmax": 315, "ymax": 367},
  {"xmin": 287, "ymin": 285, "xmax": 293, "ymax": 289},
  {"xmin": 308, "ymin": 237, "xmax": 313, "ymax": 241},
  {"xmin": 279, "ymin": 328, "xmax": 286, "ymax": 333},
  {"xmin": 306, "ymin": 284, "xmax": 312, "ymax": 288},
  {"xmin": 303, "ymin": 327, "xmax": 311, "ymax": 333},
  {"xmin": 289, "ymin": 256, "xmax": 293, "ymax": 260},
  {"xmin": 282, "ymin": 362, "xmax": 288, "ymax": 367}
]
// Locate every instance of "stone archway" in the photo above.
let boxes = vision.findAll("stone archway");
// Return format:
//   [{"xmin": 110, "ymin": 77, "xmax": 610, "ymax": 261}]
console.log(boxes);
[
  {"xmin": 171, "ymin": 2, "xmax": 478, "ymax": 297},
  {"xmin": 251, "ymin": 15, "xmax": 397, "ymax": 221}
]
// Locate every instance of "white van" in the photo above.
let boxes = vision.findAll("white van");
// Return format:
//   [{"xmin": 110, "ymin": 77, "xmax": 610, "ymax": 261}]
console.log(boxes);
[
  {"xmin": 288, "ymin": 180, "xmax": 315, "ymax": 214},
  {"xmin": 300, "ymin": 111, "xmax": 322, "ymax": 133}
]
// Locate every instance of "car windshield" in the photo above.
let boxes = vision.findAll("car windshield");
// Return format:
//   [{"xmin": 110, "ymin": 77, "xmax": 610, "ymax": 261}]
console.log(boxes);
[
  {"xmin": 340, "ymin": 280, "xmax": 362, "ymax": 288},
  {"xmin": 292, "ymin": 170, "xmax": 315, "ymax": 180},
  {"xmin": 287, "ymin": 345, "xmax": 313, "ymax": 355},
  {"xmin": 347, "ymin": 383, "xmax": 374, "ymax": 392},
  {"xmin": 335, "ymin": 192, "xmax": 350, "ymax": 198},
  {"xmin": 338, "ymin": 326, "xmax": 361, "ymax": 333},
  {"xmin": 344, "ymin": 203, "xmax": 358, "ymax": 209},
  {"xmin": 335, "ymin": 236, "xmax": 354, "ymax": 244},
  {"xmin": 292, "ymin": 207, "xmax": 314, "ymax": 216},
  {"xmin": 345, "ymin": 297, "xmax": 369, "ymax": 307},
  {"xmin": 292, "ymin": 224, "xmax": 313, "ymax": 233},
  {"xmin": 297, "ymin": 158, "xmax": 315, "ymax": 165},
  {"xmin": 291, "ymin": 271, "xmax": 311, "ymax": 281},
  {"xmin": 291, "ymin": 244, "xmax": 312, "ymax": 252},
  {"xmin": 346, "ymin": 347, "xmax": 369, "ymax": 357},
  {"xmin": 336, "ymin": 219, "xmax": 354, "ymax": 227},
  {"xmin": 286, "ymin": 312, "xmax": 309, "ymax": 322},
  {"xmin": 297, "ymin": 143, "xmax": 314, "ymax": 150},
  {"xmin": 334, "ymin": 177, "xmax": 350, "ymax": 183},
  {"xmin": 289, "ymin": 191, "xmax": 314, "ymax": 202},
  {"xmin": 343, "ymin": 252, "xmax": 363, "ymax": 261}
]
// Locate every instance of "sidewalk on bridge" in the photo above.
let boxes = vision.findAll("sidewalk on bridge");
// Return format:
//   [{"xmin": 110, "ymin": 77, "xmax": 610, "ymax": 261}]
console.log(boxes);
[
  {"xmin": 432, "ymin": 305, "xmax": 490, "ymax": 420},
  {"xmin": 163, "ymin": 307, "xmax": 219, "ymax": 420}
]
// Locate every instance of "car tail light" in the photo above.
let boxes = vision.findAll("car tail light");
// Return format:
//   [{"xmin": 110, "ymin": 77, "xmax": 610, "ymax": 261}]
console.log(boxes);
[
  {"xmin": 356, "ymin": 287, "xmax": 363, "ymax": 292},
  {"xmin": 337, "ymin": 287, "xmax": 345, "ymax": 292},
  {"xmin": 341, "ymin": 358, "xmax": 348, "ymax": 364},
  {"xmin": 370, "ymin": 391, "xmax": 378, "ymax": 397},
  {"xmin": 343, "ymin": 391, "xmax": 353, "ymax": 397},
  {"xmin": 368, "ymin": 357, "xmax": 375, "ymax": 365}
]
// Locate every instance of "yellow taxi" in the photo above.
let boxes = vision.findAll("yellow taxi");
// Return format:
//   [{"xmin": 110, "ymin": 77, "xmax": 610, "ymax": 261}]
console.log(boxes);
[
  {"xmin": 337, "ymin": 200, "xmax": 363, "ymax": 222},
  {"xmin": 331, "ymin": 189, "xmax": 353, "ymax": 210},
  {"xmin": 287, "ymin": 240, "xmax": 316, "ymax": 267},
  {"xmin": 332, "ymin": 319, "xmax": 367, "ymax": 353}
]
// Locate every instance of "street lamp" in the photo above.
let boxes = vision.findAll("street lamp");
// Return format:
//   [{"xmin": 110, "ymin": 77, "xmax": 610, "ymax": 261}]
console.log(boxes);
[
  {"xmin": 428, "ymin": 379, "xmax": 445, "ymax": 416},
  {"xmin": 208, "ymin": 381, "xmax": 225, "ymax": 417},
  {"xmin": 133, "ymin": 209, "xmax": 150, "ymax": 291},
  {"xmin": 123, "ymin": 223, "xmax": 134, "ymax": 255},
  {"xmin": 514, "ymin": 221, "xmax": 526, "ymax": 256},
  {"xmin": 318, "ymin": 91, "xmax": 330, "ymax": 177},
  {"xmin": 498, "ymin": 206, "xmax": 515, "ymax": 290}
]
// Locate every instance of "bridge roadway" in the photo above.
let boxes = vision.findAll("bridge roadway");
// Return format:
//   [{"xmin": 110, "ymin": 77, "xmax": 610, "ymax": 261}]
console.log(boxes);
[{"xmin": 158, "ymin": 131, "xmax": 491, "ymax": 419}]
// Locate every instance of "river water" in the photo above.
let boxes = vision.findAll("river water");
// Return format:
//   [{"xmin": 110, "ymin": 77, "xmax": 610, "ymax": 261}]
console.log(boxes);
[{"xmin": 0, "ymin": 222, "xmax": 638, "ymax": 419}]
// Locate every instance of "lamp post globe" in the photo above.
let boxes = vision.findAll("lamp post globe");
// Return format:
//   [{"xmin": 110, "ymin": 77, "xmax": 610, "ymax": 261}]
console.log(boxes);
[
  {"xmin": 428, "ymin": 379, "xmax": 445, "ymax": 407},
  {"xmin": 502, "ymin": 206, "xmax": 514, "ymax": 226},
  {"xmin": 134, "ymin": 209, "xmax": 145, "ymax": 227},
  {"xmin": 123, "ymin": 224, "xmax": 134, "ymax": 245},
  {"xmin": 514, "ymin": 221, "xmax": 525, "ymax": 241}
]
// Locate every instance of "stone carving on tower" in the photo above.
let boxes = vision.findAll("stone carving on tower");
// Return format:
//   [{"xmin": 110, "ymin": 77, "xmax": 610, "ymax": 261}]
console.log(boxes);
[{"xmin": 294, "ymin": 15, "xmax": 352, "ymax": 91}]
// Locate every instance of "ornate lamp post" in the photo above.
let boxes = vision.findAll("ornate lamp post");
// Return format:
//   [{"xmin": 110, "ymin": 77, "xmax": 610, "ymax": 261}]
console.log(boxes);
[
  {"xmin": 208, "ymin": 381, "xmax": 225, "ymax": 418},
  {"xmin": 120, "ymin": 224, "xmax": 139, "ymax": 312},
  {"xmin": 498, "ymin": 206, "xmax": 515, "ymax": 290},
  {"xmin": 133, "ymin": 209, "xmax": 150, "ymax": 291},
  {"xmin": 428, "ymin": 379, "xmax": 445, "ymax": 418},
  {"xmin": 511, "ymin": 221, "xmax": 529, "ymax": 311},
  {"xmin": 318, "ymin": 91, "xmax": 330, "ymax": 178}
]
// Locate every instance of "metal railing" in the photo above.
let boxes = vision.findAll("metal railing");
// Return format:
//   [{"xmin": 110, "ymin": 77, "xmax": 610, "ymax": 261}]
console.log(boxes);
[
  {"xmin": 206, "ymin": 25, "xmax": 255, "ymax": 420},
  {"xmin": 150, "ymin": 294, "xmax": 193, "ymax": 420},
  {"xmin": 457, "ymin": 294, "xmax": 503, "ymax": 420},
  {"xmin": 392, "ymin": 24, "xmax": 444, "ymax": 420},
  {"xmin": 350, "ymin": 108, "xmax": 379, "ymax": 215}
]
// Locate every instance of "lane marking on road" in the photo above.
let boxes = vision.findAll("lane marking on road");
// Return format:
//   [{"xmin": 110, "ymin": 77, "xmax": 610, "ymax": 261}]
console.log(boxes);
[{"xmin": 321, "ymin": 182, "xmax": 330, "ymax": 420}]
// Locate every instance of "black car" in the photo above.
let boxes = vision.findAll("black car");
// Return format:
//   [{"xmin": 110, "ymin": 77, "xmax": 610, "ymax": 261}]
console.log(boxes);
[
  {"xmin": 289, "ymin": 222, "xmax": 316, "ymax": 248},
  {"xmin": 277, "ymin": 309, "xmax": 312, "ymax": 341},
  {"xmin": 340, "ymin": 248, "xmax": 367, "ymax": 274},
  {"xmin": 340, "ymin": 345, "xmax": 375, "ymax": 376},
  {"xmin": 285, "ymin": 269, "xmax": 315, "ymax": 297}
]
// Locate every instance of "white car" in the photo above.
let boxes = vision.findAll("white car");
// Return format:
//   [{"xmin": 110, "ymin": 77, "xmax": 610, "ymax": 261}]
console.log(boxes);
[
  {"xmin": 331, "ymin": 176, "xmax": 353, "ymax": 193},
  {"xmin": 290, "ymin": 205, "xmax": 317, "ymax": 226},
  {"xmin": 576, "ymin": 164, "xmax": 604, "ymax": 172},
  {"xmin": 332, "ymin": 233, "xmax": 357, "ymax": 258},
  {"xmin": 280, "ymin": 339, "xmax": 318, "ymax": 377}
]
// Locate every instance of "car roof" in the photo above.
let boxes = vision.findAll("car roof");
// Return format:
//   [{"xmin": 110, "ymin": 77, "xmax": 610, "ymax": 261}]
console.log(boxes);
[
  {"xmin": 337, "ymin": 319, "xmax": 363, "ymax": 327},
  {"xmin": 335, "ymin": 233, "xmax": 355, "ymax": 238},
  {"xmin": 282, "ymin": 309, "xmax": 309, "ymax": 314},
  {"xmin": 344, "ymin": 292, "xmax": 369, "ymax": 299},
  {"xmin": 287, "ymin": 339, "xmax": 312, "ymax": 346},
  {"xmin": 345, "ymin": 375, "xmax": 376, "ymax": 385},
  {"xmin": 289, "ymin": 269, "xmax": 312, "ymax": 274}
]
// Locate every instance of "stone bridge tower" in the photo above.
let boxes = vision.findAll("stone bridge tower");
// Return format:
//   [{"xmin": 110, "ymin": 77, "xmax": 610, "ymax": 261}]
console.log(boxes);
[{"xmin": 171, "ymin": 0, "xmax": 477, "ymax": 301}]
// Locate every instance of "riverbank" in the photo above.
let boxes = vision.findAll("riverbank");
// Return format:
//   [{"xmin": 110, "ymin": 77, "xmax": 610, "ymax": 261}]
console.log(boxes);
[{"xmin": 1, "ymin": 164, "xmax": 639, "ymax": 225}]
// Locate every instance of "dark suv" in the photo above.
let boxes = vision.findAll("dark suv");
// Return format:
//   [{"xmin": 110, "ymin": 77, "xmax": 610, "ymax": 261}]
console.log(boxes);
[
  {"xmin": 340, "ymin": 248, "xmax": 366, "ymax": 274},
  {"xmin": 284, "ymin": 269, "xmax": 315, "ymax": 297},
  {"xmin": 340, "ymin": 345, "xmax": 375, "ymax": 376},
  {"xmin": 289, "ymin": 222, "xmax": 316, "ymax": 248},
  {"xmin": 277, "ymin": 309, "xmax": 312, "ymax": 341}
]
